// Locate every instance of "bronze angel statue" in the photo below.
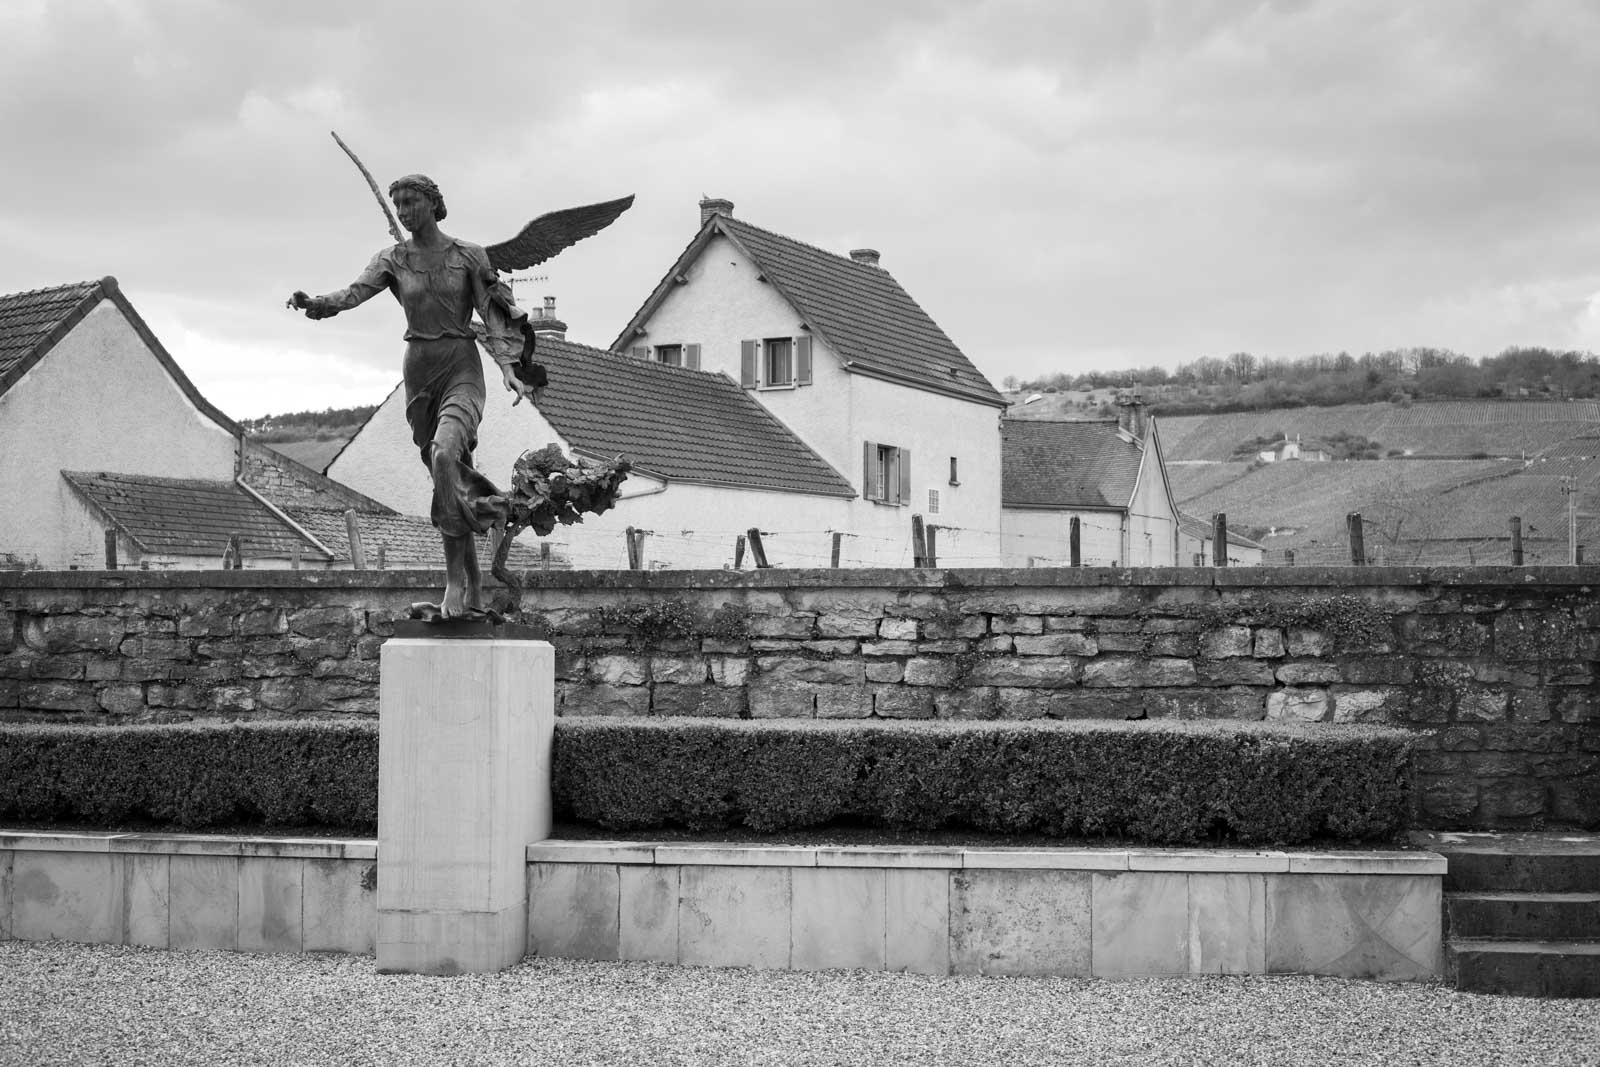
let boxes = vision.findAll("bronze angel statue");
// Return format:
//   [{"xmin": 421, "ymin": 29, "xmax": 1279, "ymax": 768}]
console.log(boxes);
[{"xmin": 290, "ymin": 133, "xmax": 632, "ymax": 621}]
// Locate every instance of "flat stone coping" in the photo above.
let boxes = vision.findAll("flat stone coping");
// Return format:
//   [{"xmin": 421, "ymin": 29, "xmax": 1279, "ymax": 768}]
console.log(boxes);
[
  {"xmin": 0, "ymin": 832, "xmax": 1447, "ymax": 874},
  {"xmin": 524, "ymin": 840, "xmax": 1447, "ymax": 875},
  {"xmin": 0, "ymin": 831, "xmax": 376, "ymax": 860},
  {"xmin": 5, "ymin": 564, "xmax": 1598, "ymax": 593}
]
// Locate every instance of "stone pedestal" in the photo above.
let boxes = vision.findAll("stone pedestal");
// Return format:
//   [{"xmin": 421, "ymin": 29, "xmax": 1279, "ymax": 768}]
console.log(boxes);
[{"xmin": 376, "ymin": 635, "xmax": 553, "ymax": 974}]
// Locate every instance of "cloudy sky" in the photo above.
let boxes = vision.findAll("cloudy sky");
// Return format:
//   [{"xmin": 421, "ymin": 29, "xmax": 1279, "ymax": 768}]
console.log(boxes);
[{"xmin": 6, "ymin": 0, "xmax": 1600, "ymax": 418}]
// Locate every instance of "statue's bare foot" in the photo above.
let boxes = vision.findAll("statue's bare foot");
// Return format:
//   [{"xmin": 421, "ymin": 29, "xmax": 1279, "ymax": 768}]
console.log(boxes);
[{"xmin": 440, "ymin": 582, "xmax": 468, "ymax": 619}]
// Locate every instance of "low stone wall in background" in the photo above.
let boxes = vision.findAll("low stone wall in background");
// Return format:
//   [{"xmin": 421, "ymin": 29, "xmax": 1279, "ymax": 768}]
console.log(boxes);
[{"xmin": 2, "ymin": 567, "xmax": 1597, "ymax": 830}]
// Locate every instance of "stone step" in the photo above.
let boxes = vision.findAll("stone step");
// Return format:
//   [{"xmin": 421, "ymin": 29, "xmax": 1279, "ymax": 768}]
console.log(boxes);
[
  {"xmin": 1412, "ymin": 832, "xmax": 1600, "ymax": 893},
  {"xmin": 1447, "ymin": 892, "xmax": 1600, "ymax": 941},
  {"xmin": 1448, "ymin": 939, "xmax": 1600, "ymax": 998}
]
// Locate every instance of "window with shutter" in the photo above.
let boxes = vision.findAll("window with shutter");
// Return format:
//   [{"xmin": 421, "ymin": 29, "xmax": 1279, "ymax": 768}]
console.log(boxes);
[
  {"xmin": 740, "ymin": 340, "xmax": 758, "ymax": 388},
  {"xmin": 631, "ymin": 345, "xmax": 649, "ymax": 361},
  {"xmin": 863, "ymin": 442, "xmax": 910, "ymax": 503},
  {"xmin": 796, "ymin": 336, "xmax": 813, "ymax": 385},
  {"xmin": 686, "ymin": 343, "xmax": 701, "ymax": 371},
  {"xmin": 655, "ymin": 344, "xmax": 683, "ymax": 367},
  {"xmin": 764, "ymin": 338, "xmax": 794, "ymax": 386},
  {"xmin": 862, "ymin": 440, "xmax": 881, "ymax": 500}
]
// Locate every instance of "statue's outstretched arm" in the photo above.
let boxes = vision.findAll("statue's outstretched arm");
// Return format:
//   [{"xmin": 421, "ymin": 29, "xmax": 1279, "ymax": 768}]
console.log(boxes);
[{"xmin": 288, "ymin": 250, "xmax": 394, "ymax": 320}]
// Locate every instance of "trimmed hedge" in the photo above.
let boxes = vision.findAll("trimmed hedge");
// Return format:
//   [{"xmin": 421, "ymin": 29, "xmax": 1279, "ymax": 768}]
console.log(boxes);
[
  {"xmin": 0, "ymin": 721, "xmax": 378, "ymax": 832},
  {"xmin": 0, "ymin": 717, "xmax": 1417, "ymax": 845},
  {"xmin": 553, "ymin": 718, "xmax": 1417, "ymax": 845}
]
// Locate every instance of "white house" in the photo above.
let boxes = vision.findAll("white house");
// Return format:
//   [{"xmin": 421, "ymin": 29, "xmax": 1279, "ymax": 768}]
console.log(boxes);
[
  {"xmin": 608, "ymin": 198, "xmax": 1009, "ymax": 567},
  {"xmin": 327, "ymin": 314, "xmax": 858, "ymax": 570},
  {"xmin": 998, "ymin": 402, "xmax": 1183, "ymax": 567},
  {"xmin": 0, "ymin": 277, "xmax": 474, "ymax": 571}
]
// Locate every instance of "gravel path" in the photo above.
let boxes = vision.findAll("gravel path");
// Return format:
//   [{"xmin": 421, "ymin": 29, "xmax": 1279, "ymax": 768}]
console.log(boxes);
[{"xmin": 2, "ymin": 940, "xmax": 1598, "ymax": 1066}]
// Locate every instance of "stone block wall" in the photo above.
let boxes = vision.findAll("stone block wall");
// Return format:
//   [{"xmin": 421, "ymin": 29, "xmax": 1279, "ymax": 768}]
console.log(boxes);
[{"xmin": 2, "ymin": 567, "xmax": 1597, "ymax": 830}]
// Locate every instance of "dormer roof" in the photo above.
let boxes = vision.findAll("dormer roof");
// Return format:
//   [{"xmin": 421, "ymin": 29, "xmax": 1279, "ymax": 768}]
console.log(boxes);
[{"xmin": 527, "ymin": 335, "xmax": 855, "ymax": 498}]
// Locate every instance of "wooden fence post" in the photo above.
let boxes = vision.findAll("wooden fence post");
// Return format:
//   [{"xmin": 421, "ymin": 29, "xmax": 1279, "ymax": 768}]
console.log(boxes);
[
  {"xmin": 1069, "ymin": 517, "xmax": 1081, "ymax": 567},
  {"xmin": 831, "ymin": 531, "xmax": 843, "ymax": 568},
  {"xmin": 734, "ymin": 534, "xmax": 746, "ymax": 569},
  {"xmin": 911, "ymin": 514, "xmax": 927, "ymax": 567},
  {"xmin": 1578, "ymin": 544, "xmax": 1586, "ymax": 565},
  {"xmin": 1213, "ymin": 513, "xmax": 1228, "ymax": 568},
  {"xmin": 926, "ymin": 525, "xmax": 938, "ymax": 568},
  {"xmin": 103, "ymin": 529, "xmax": 117, "ymax": 570},
  {"xmin": 227, "ymin": 534, "xmax": 244, "ymax": 571},
  {"xmin": 1284, "ymin": 549, "xmax": 1295, "ymax": 567},
  {"xmin": 375, "ymin": 546, "xmax": 387, "ymax": 570},
  {"xmin": 540, "ymin": 542, "xmax": 551, "ymax": 572},
  {"xmin": 1347, "ymin": 512, "xmax": 1365, "ymax": 566},
  {"xmin": 1510, "ymin": 516, "xmax": 1523, "ymax": 566},
  {"xmin": 344, "ymin": 509, "xmax": 367, "ymax": 569},
  {"xmin": 625, "ymin": 527, "xmax": 641, "ymax": 569},
  {"xmin": 746, "ymin": 528, "xmax": 770, "ymax": 568}
]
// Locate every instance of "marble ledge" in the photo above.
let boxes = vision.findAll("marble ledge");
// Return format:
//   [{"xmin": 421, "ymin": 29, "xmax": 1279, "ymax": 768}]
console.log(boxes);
[
  {"xmin": 523, "ymin": 841, "xmax": 1445, "ymax": 875},
  {"xmin": 0, "ymin": 830, "xmax": 376, "ymax": 861}
]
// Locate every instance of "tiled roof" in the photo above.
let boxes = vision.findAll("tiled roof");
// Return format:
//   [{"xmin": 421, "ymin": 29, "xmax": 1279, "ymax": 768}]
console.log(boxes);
[
  {"xmin": 0, "ymin": 280, "xmax": 103, "ymax": 391},
  {"xmin": 613, "ymin": 213, "xmax": 1005, "ymax": 408},
  {"xmin": 1177, "ymin": 511, "xmax": 1266, "ymax": 550},
  {"xmin": 288, "ymin": 508, "xmax": 556, "ymax": 569},
  {"xmin": 61, "ymin": 471, "xmax": 331, "ymax": 561},
  {"xmin": 534, "ymin": 335, "xmax": 855, "ymax": 497},
  {"xmin": 1001, "ymin": 419, "xmax": 1143, "ymax": 509}
]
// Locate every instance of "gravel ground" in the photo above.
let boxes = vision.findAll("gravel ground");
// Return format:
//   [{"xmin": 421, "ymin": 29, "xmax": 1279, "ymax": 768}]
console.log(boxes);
[{"xmin": 2, "ymin": 940, "xmax": 1598, "ymax": 1067}]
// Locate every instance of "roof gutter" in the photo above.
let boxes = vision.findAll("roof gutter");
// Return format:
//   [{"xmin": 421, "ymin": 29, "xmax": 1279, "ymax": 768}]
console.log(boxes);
[{"xmin": 841, "ymin": 360, "xmax": 1008, "ymax": 409}]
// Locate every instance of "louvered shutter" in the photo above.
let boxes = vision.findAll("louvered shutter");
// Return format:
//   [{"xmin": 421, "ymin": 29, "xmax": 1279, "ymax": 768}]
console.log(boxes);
[
  {"xmin": 863, "ymin": 441, "xmax": 880, "ymax": 500},
  {"xmin": 740, "ymin": 340, "xmax": 758, "ymax": 388},
  {"xmin": 895, "ymin": 448, "xmax": 910, "ymax": 504},
  {"xmin": 632, "ymin": 345, "xmax": 649, "ymax": 361},
  {"xmin": 796, "ymin": 336, "xmax": 813, "ymax": 385},
  {"xmin": 686, "ymin": 343, "xmax": 701, "ymax": 371}
]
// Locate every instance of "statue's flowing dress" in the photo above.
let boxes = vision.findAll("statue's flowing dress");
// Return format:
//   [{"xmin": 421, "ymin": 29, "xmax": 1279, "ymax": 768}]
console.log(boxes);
[{"xmin": 315, "ymin": 239, "xmax": 533, "ymax": 536}]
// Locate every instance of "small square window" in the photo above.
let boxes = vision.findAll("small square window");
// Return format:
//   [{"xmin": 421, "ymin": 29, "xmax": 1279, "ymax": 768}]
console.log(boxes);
[
  {"xmin": 764, "ymin": 338, "xmax": 794, "ymax": 386},
  {"xmin": 655, "ymin": 344, "xmax": 683, "ymax": 367}
]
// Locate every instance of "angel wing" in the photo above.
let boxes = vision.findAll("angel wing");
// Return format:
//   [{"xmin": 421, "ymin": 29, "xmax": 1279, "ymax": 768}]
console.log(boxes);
[{"xmin": 486, "ymin": 195, "xmax": 636, "ymax": 272}]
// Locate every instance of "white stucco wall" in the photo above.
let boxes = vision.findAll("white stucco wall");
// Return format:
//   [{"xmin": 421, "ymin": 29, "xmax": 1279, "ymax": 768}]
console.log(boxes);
[
  {"xmin": 628, "ymin": 231, "xmax": 1005, "ymax": 566},
  {"xmin": 541, "ymin": 480, "xmax": 857, "ymax": 570},
  {"xmin": 1000, "ymin": 507, "xmax": 1124, "ymax": 567},
  {"xmin": 0, "ymin": 301, "xmax": 238, "ymax": 569},
  {"xmin": 1125, "ymin": 438, "xmax": 1179, "ymax": 567}
]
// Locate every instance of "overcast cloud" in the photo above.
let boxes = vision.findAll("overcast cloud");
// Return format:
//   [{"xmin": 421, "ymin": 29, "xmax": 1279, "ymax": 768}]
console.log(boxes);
[{"xmin": 5, "ymin": 0, "xmax": 1600, "ymax": 418}]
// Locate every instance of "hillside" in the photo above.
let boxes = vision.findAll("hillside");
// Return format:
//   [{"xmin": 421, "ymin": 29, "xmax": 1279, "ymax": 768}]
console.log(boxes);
[
  {"xmin": 1157, "ymin": 400, "xmax": 1600, "ymax": 461},
  {"xmin": 240, "ymin": 404, "xmax": 378, "ymax": 475},
  {"xmin": 1168, "ymin": 426, "xmax": 1600, "ymax": 566}
]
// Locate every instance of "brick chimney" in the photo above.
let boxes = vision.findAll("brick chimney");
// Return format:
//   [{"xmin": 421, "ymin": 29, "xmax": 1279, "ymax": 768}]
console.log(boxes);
[
  {"xmin": 532, "ymin": 295, "xmax": 566, "ymax": 340},
  {"xmin": 699, "ymin": 197, "xmax": 734, "ymax": 227},
  {"xmin": 849, "ymin": 248, "xmax": 881, "ymax": 267},
  {"xmin": 1117, "ymin": 389, "xmax": 1148, "ymax": 442}
]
